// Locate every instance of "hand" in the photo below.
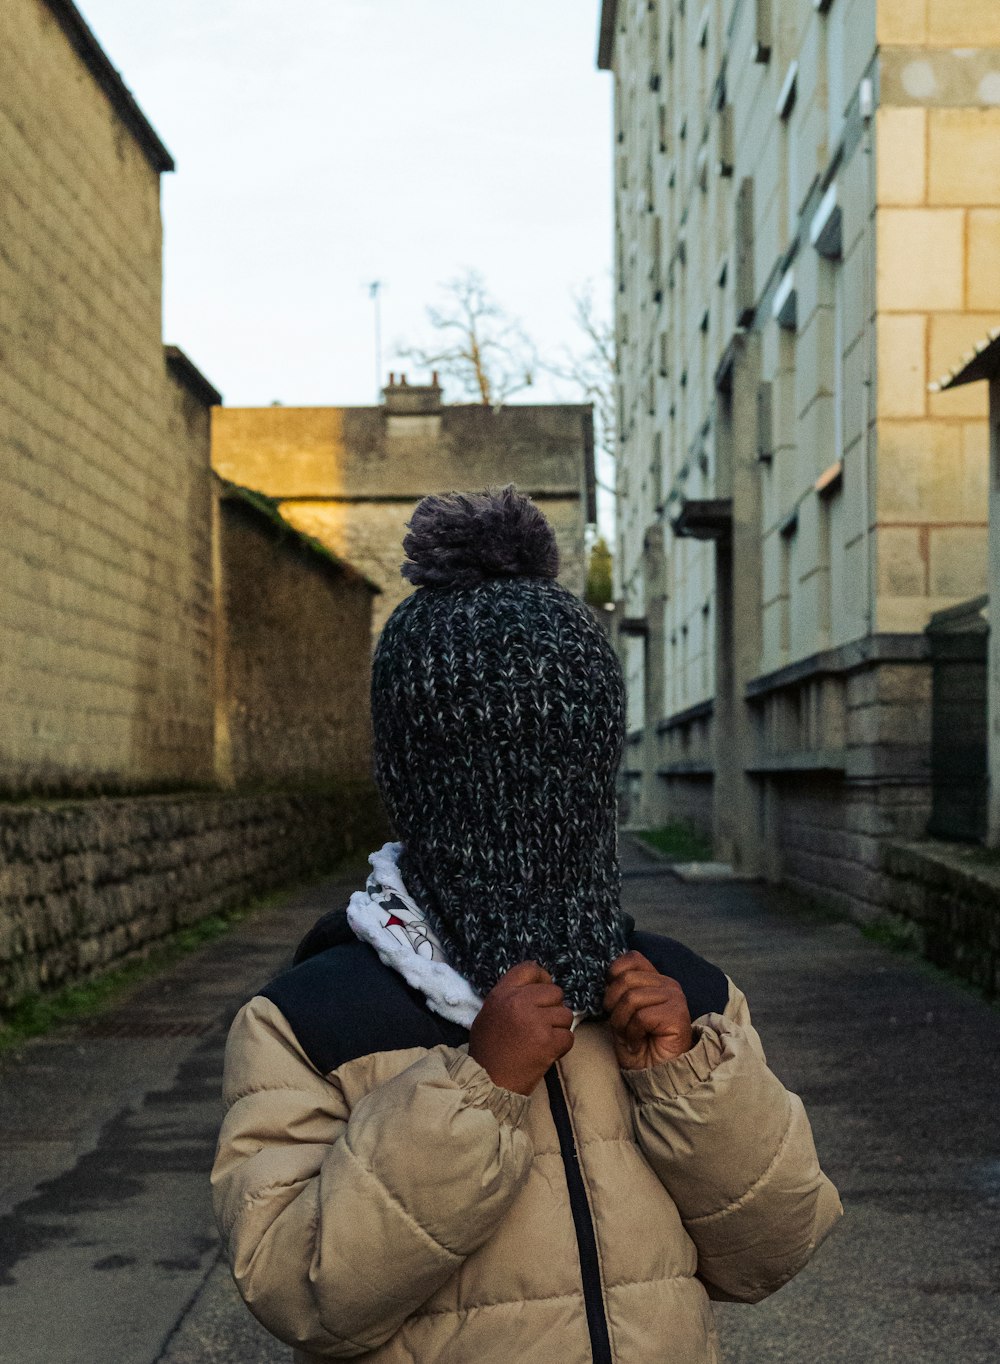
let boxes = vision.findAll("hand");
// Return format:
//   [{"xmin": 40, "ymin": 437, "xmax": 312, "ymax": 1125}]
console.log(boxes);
[
  {"xmin": 604, "ymin": 951, "xmax": 694, "ymax": 1070},
  {"xmin": 468, "ymin": 962, "xmax": 575, "ymax": 1095}
]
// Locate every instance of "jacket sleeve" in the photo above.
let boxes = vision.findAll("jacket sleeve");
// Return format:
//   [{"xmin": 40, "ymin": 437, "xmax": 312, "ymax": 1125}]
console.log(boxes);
[
  {"xmin": 211, "ymin": 995, "xmax": 534, "ymax": 1358},
  {"xmin": 622, "ymin": 979, "xmax": 842, "ymax": 1303}
]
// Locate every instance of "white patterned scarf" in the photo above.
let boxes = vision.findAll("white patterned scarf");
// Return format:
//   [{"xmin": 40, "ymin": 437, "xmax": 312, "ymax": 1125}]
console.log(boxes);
[{"xmin": 347, "ymin": 842, "xmax": 585, "ymax": 1031}]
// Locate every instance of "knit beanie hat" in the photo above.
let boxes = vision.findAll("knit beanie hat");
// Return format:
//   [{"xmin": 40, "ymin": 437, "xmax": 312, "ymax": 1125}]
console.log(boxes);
[{"xmin": 370, "ymin": 483, "xmax": 627, "ymax": 1016}]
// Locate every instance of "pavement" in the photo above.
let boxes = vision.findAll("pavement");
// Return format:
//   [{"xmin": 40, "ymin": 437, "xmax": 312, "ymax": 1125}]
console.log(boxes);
[{"xmin": 1, "ymin": 838, "xmax": 998, "ymax": 1363}]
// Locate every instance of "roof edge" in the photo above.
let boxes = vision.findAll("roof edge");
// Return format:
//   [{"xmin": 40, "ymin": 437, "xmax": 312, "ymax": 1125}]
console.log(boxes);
[
  {"xmin": 598, "ymin": 0, "xmax": 619, "ymax": 70},
  {"xmin": 215, "ymin": 401, "xmax": 598, "ymax": 417},
  {"xmin": 165, "ymin": 345, "xmax": 222, "ymax": 407},
  {"xmin": 216, "ymin": 478, "xmax": 383, "ymax": 595},
  {"xmin": 42, "ymin": 0, "xmax": 174, "ymax": 173}
]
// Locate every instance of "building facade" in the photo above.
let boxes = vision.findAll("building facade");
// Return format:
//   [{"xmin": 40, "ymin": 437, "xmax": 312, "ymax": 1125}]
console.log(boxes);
[
  {"xmin": 601, "ymin": 0, "xmax": 1000, "ymax": 916},
  {"xmin": 211, "ymin": 376, "xmax": 598, "ymax": 639}
]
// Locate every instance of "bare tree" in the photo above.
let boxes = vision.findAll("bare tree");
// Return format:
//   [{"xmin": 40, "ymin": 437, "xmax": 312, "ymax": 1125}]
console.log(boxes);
[
  {"xmin": 547, "ymin": 279, "xmax": 617, "ymax": 500},
  {"xmin": 397, "ymin": 270, "xmax": 537, "ymax": 407}
]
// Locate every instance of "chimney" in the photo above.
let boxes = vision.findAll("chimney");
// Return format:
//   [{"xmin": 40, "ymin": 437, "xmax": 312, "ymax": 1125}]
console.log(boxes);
[{"xmin": 382, "ymin": 371, "xmax": 443, "ymax": 415}]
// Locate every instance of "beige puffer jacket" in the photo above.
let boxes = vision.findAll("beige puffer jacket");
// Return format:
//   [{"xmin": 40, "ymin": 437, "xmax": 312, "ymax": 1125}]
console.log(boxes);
[{"xmin": 211, "ymin": 909, "xmax": 842, "ymax": 1363}]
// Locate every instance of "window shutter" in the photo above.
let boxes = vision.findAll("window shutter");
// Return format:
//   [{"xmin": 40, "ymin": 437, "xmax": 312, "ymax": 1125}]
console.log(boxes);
[
  {"xmin": 754, "ymin": 0, "xmax": 772, "ymax": 63},
  {"xmin": 735, "ymin": 177, "xmax": 755, "ymax": 326},
  {"xmin": 718, "ymin": 104, "xmax": 734, "ymax": 177},
  {"xmin": 756, "ymin": 381, "xmax": 774, "ymax": 463}
]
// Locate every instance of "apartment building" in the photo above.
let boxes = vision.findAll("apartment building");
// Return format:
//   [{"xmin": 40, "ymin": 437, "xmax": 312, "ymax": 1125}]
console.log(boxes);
[{"xmin": 600, "ymin": 0, "xmax": 1000, "ymax": 916}]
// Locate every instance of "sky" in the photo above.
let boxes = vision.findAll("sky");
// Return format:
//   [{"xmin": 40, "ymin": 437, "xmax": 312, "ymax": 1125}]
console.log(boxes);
[{"xmin": 76, "ymin": 0, "xmax": 616, "ymax": 420}]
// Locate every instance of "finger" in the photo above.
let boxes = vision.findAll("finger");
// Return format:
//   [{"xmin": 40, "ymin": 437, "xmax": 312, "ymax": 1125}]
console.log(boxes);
[
  {"xmin": 608, "ymin": 991, "xmax": 645, "ymax": 1038},
  {"xmin": 631, "ymin": 1003, "xmax": 685, "ymax": 1047},
  {"xmin": 607, "ymin": 950, "xmax": 658, "ymax": 980},
  {"xmin": 500, "ymin": 960, "xmax": 552, "ymax": 989},
  {"xmin": 624, "ymin": 1007, "xmax": 657, "ymax": 1051},
  {"xmin": 608, "ymin": 985, "xmax": 672, "ymax": 1038},
  {"xmin": 521, "ymin": 983, "xmax": 567, "ymax": 1009},
  {"xmin": 604, "ymin": 964, "xmax": 686, "ymax": 1009},
  {"xmin": 553, "ymin": 1027, "xmax": 575, "ymax": 1059},
  {"xmin": 545, "ymin": 1005, "xmax": 576, "ymax": 1031},
  {"xmin": 612, "ymin": 983, "xmax": 672, "ymax": 1016},
  {"xmin": 604, "ymin": 969, "xmax": 661, "ymax": 1008},
  {"xmin": 604, "ymin": 971, "xmax": 671, "ymax": 1013}
]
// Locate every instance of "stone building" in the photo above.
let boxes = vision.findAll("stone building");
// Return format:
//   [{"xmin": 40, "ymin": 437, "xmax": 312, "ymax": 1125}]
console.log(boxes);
[
  {"xmin": 600, "ymin": 1, "xmax": 999, "ymax": 917},
  {"xmin": 211, "ymin": 376, "xmax": 598, "ymax": 639}
]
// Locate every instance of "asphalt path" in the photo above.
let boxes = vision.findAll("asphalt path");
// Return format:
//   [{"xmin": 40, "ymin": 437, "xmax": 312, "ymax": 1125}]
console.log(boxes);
[{"xmin": 1, "ymin": 838, "xmax": 998, "ymax": 1362}]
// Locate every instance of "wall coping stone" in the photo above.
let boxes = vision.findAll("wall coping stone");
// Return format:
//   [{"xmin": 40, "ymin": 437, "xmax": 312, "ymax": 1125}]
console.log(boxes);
[
  {"xmin": 656, "ymin": 698, "xmax": 715, "ymax": 733},
  {"xmin": 884, "ymin": 838, "xmax": 1000, "ymax": 901},
  {"xmin": 745, "ymin": 634, "xmax": 930, "ymax": 700},
  {"xmin": 42, "ymin": 0, "xmax": 174, "ymax": 172},
  {"xmin": 165, "ymin": 346, "xmax": 222, "ymax": 407}
]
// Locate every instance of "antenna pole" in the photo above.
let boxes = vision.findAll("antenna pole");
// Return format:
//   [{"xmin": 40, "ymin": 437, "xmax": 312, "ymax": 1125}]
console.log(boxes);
[{"xmin": 367, "ymin": 280, "xmax": 383, "ymax": 400}]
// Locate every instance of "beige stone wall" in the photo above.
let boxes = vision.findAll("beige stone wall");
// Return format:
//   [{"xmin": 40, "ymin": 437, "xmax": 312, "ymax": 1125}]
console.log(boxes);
[
  {"xmin": 212, "ymin": 404, "xmax": 592, "ymax": 642},
  {"xmin": 874, "ymin": 99, "xmax": 996, "ymax": 632},
  {"xmin": 278, "ymin": 497, "xmax": 584, "ymax": 639},
  {"xmin": 0, "ymin": 0, "xmax": 215, "ymax": 794},
  {"xmin": 216, "ymin": 493, "xmax": 376, "ymax": 786},
  {"xmin": 878, "ymin": 1, "xmax": 1000, "ymax": 47}
]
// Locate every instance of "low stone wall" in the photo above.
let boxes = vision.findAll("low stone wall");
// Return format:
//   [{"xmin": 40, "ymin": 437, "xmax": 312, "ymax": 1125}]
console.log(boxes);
[
  {"xmin": 882, "ymin": 839, "xmax": 1000, "ymax": 998},
  {"xmin": 769, "ymin": 774, "xmax": 931, "ymax": 920},
  {"xmin": 0, "ymin": 784, "xmax": 390, "ymax": 1009}
]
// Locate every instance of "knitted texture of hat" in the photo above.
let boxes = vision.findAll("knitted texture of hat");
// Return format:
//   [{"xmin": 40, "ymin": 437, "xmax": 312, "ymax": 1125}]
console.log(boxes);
[{"xmin": 370, "ymin": 484, "xmax": 627, "ymax": 1016}]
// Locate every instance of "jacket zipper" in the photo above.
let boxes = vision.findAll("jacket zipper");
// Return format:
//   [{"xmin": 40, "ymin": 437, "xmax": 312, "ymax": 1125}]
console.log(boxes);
[{"xmin": 544, "ymin": 1065, "xmax": 614, "ymax": 1364}]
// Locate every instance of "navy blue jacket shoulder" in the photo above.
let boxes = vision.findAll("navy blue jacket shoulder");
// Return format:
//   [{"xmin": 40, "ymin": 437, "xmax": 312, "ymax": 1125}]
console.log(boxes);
[{"xmin": 258, "ymin": 911, "xmax": 730, "ymax": 1078}]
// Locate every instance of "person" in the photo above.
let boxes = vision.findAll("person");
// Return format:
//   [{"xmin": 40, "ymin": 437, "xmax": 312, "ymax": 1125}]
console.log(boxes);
[{"xmin": 211, "ymin": 484, "xmax": 842, "ymax": 1363}]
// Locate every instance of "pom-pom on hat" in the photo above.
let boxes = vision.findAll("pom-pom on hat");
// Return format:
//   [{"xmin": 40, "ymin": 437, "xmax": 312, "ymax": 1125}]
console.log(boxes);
[
  {"xmin": 370, "ymin": 483, "xmax": 627, "ymax": 1016},
  {"xmin": 400, "ymin": 484, "xmax": 560, "ymax": 589}
]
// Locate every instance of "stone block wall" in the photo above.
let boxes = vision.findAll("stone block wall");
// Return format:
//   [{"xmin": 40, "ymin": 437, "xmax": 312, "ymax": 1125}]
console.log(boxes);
[
  {"xmin": 216, "ymin": 490, "xmax": 377, "ymax": 787},
  {"xmin": 874, "ymin": 94, "xmax": 995, "ymax": 635},
  {"xmin": 280, "ymin": 495, "xmax": 586, "ymax": 641},
  {"xmin": 211, "ymin": 401, "xmax": 596, "ymax": 645},
  {"xmin": 0, "ymin": 0, "xmax": 215, "ymax": 795},
  {"xmin": 750, "ymin": 652, "xmax": 933, "ymax": 919},
  {"xmin": 768, "ymin": 777, "xmax": 932, "ymax": 921},
  {"xmin": 882, "ymin": 839, "xmax": 1000, "ymax": 998},
  {"xmin": 0, "ymin": 785, "xmax": 391, "ymax": 1008},
  {"xmin": 0, "ymin": 3, "xmax": 394, "ymax": 1013}
]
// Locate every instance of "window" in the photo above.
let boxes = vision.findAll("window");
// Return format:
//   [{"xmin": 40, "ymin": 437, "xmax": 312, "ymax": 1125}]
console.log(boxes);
[
  {"xmin": 718, "ymin": 104, "xmax": 734, "ymax": 178},
  {"xmin": 824, "ymin": 0, "xmax": 845, "ymax": 149},
  {"xmin": 651, "ymin": 216, "xmax": 663, "ymax": 302},
  {"xmin": 735, "ymin": 177, "xmax": 755, "ymax": 326},
  {"xmin": 648, "ymin": 1, "xmax": 661, "ymax": 88},
  {"xmin": 754, "ymin": 0, "xmax": 772, "ymax": 63}
]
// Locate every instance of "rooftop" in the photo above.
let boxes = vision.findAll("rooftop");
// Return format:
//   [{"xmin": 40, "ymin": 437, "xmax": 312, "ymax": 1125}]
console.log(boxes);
[
  {"xmin": 165, "ymin": 347, "xmax": 222, "ymax": 407},
  {"xmin": 43, "ymin": 0, "xmax": 174, "ymax": 173}
]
